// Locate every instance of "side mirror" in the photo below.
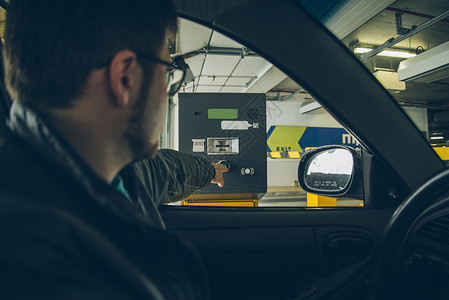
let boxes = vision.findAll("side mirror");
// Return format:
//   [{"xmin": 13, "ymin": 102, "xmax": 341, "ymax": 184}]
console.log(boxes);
[{"xmin": 298, "ymin": 145, "xmax": 362, "ymax": 197}]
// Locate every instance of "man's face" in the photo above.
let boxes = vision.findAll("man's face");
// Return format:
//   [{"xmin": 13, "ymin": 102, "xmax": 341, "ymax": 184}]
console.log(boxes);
[{"xmin": 124, "ymin": 39, "xmax": 170, "ymax": 161}]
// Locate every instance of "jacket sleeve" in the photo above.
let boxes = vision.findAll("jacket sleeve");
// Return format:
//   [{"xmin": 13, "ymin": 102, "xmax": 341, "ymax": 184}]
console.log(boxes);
[
  {"xmin": 132, "ymin": 149, "xmax": 215, "ymax": 205},
  {"xmin": 0, "ymin": 195, "xmax": 209, "ymax": 300},
  {"xmin": 0, "ymin": 199, "xmax": 154, "ymax": 300}
]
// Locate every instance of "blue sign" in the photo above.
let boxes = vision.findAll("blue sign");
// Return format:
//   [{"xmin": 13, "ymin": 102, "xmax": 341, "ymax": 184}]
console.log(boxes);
[
  {"xmin": 298, "ymin": 127, "xmax": 360, "ymax": 149},
  {"xmin": 266, "ymin": 126, "xmax": 360, "ymax": 152}
]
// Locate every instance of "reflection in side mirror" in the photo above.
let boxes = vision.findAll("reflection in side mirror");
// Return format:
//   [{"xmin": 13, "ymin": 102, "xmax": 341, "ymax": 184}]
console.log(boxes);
[
  {"xmin": 298, "ymin": 146, "xmax": 356, "ymax": 196},
  {"xmin": 304, "ymin": 149, "xmax": 353, "ymax": 192}
]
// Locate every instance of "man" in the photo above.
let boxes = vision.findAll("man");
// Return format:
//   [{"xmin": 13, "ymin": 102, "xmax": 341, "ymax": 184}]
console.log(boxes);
[{"xmin": 0, "ymin": 0, "xmax": 227, "ymax": 298}]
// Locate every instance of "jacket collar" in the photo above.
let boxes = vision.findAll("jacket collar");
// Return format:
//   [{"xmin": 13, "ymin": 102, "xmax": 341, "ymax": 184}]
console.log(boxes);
[{"xmin": 7, "ymin": 101, "xmax": 111, "ymax": 203}]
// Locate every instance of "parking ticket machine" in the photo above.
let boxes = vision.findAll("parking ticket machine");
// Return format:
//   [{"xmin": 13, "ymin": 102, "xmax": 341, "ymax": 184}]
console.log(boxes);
[{"xmin": 178, "ymin": 93, "xmax": 267, "ymax": 201}]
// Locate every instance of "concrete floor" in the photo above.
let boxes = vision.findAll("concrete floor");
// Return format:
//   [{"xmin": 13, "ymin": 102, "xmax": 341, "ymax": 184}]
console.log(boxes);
[
  {"xmin": 168, "ymin": 186, "xmax": 364, "ymax": 207},
  {"xmin": 259, "ymin": 186, "xmax": 363, "ymax": 207}
]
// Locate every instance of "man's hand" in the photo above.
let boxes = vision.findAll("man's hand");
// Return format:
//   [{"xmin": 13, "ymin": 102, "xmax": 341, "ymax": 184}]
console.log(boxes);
[{"xmin": 211, "ymin": 163, "xmax": 229, "ymax": 187}]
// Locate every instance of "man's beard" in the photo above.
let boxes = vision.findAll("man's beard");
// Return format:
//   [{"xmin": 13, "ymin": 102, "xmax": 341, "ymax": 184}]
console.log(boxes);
[{"xmin": 123, "ymin": 72, "xmax": 159, "ymax": 162}]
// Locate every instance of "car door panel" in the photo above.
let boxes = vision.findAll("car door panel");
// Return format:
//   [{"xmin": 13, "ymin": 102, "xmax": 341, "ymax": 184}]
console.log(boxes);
[{"xmin": 161, "ymin": 207, "xmax": 393, "ymax": 299}]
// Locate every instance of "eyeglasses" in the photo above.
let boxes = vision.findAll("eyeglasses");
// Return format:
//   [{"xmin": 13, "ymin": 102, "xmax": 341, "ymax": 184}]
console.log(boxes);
[
  {"xmin": 135, "ymin": 53, "xmax": 186, "ymax": 97},
  {"xmin": 95, "ymin": 52, "xmax": 186, "ymax": 97}
]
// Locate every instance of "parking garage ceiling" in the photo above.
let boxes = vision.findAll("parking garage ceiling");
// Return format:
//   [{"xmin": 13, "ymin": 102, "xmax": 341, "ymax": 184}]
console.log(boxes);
[
  {"xmin": 342, "ymin": 0, "xmax": 449, "ymax": 107},
  {"xmin": 171, "ymin": 0, "xmax": 449, "ymax": 108}
]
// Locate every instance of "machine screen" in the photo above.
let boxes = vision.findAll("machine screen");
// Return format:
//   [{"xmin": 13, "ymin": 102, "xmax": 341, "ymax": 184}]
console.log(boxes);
[{"xmin": 207, "ymin": 108, "xmax": 238, "ymax": 119}]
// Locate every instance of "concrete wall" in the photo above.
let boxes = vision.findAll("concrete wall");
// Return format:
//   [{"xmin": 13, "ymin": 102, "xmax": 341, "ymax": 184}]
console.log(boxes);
[
  {"xmin": 266, "ymin": 94, "xmax": 343, "ymax": 187},
  {"xmin": 267, "ymin": 96, "xmax": 341, "ymax": 129}
]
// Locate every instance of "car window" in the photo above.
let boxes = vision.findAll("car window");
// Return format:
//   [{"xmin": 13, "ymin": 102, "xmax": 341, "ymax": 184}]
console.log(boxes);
[
  {"xmin": 164, "ymin": 18, "xmax": 364, "ymax": 208},
  {"xmin": 166, "ymin": 1, "xmax": 449, "ymax": 207}
]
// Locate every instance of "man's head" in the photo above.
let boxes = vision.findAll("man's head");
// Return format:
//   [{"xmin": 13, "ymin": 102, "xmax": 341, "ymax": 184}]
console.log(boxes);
[
  {"xmin": 3, "ymin": 0, "xmax": 179, "ymax": 173},
  {"xmin": 3, "ymin": 0, "xmax": 177, "ymax": 109}
]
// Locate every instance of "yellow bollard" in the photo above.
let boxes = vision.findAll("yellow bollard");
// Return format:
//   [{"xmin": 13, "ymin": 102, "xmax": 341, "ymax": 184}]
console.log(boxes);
[{"xmin": 307, "ymin": 193, "xmax": 337, "ymax": 207}]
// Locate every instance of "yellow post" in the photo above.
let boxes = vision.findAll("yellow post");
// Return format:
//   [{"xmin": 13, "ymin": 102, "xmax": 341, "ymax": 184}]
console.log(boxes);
[
  {"xmin": 307, "ymin": 193, "xmax": 337, "ymax": 207},
  {"xmin": 270, "ymin": 152, "xmax": 282, "ymax": 158},
  {"xmin": 288, "ymin": 151, "xmax": 301, "ymax": 158},
  {"xmin": 433, "ymin": 147, "xmax": 449, "ymax": 161}
]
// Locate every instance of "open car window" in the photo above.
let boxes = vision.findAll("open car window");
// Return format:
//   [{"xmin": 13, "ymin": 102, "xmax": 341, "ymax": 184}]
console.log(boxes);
[
  {"xmin": 165, "ymin": 0, "xmax": 449, "ymax": 208},
  {"xmin": 163, "ymin": 18, "xmax": 364, "ymax": 208}
]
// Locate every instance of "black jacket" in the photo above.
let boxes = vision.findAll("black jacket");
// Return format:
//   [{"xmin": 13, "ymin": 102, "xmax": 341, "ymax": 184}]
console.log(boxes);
[{"xmin": 0, "ymin": 102, "xmax": 215, "ymax": 299}]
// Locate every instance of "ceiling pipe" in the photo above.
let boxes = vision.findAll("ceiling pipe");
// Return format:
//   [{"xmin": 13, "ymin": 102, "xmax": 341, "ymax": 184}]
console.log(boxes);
[
  {"xmin": 267, "ymin": 89, "xmax": 301, "ymax": 93},
  {"xmin": 278, "ymin": 88, "xmax": 305, "ymax": 101},
  {"xmin": 359, "ymin": 8, "xmax": 449, "ymax": 61},
  {"xmin": 266, "ymin": 88, "xmax": 305, "ymax": 101},
  {"xmin": 386, "ymin": 7, "xmax": 449, "ymax": 24}
]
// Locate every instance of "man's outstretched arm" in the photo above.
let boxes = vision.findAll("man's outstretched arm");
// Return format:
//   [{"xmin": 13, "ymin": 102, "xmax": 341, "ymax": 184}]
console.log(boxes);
[{"xmin": 131, "ymin": 149, "xmax": 228, "ymax": 204}]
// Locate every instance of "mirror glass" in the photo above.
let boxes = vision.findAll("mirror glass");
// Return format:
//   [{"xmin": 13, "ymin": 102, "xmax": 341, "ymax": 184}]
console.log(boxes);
[{"xmin": 303, "ymin": 148, "xmax": 353, "ymax": 192}]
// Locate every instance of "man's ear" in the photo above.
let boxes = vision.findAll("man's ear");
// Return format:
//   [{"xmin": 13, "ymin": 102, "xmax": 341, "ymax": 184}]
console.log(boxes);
[{"xmin": 108, "ymin": 50, "xmax": 138, "ymax": 107}]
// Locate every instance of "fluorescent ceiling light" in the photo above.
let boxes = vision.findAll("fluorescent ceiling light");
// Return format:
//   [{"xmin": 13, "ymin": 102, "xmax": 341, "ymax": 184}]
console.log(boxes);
[
  {"xmin": 430, "ymin": 136, "xmax": 444, "ymax": 140},
  {"xmin": 355, "ymin": 47, "xmax": 417, "ymax": 58}
]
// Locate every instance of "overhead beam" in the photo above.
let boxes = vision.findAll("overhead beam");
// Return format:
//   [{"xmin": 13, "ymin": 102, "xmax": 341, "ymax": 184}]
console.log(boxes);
[
  {"xmin": 300, "ymin": 101, "xmax": 322, "ymax": 114},
  {"xmin": 324, "ymin": 0, "xmax": 395, "ymax": 39},
  {"xmin": 245, "ymin": 66, "xmax": 287, "ymax": 93}
]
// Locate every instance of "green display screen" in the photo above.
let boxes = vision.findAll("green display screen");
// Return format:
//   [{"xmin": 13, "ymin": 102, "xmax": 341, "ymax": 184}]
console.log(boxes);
[{"xmin": 208, "ymin": 108, "xmax": 238, "ymax": 119}]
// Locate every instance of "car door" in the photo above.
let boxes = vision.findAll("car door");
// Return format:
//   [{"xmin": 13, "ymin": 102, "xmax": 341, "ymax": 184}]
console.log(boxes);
[{"xmin": 161, "ymin": 1, "xmax": 446, "ymax": 299}]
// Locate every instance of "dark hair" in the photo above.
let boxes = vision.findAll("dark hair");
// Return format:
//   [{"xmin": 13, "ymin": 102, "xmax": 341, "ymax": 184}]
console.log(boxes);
[{"xmin": 3, "ymin": 0, "xmax": 177, "ymax": 108}]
